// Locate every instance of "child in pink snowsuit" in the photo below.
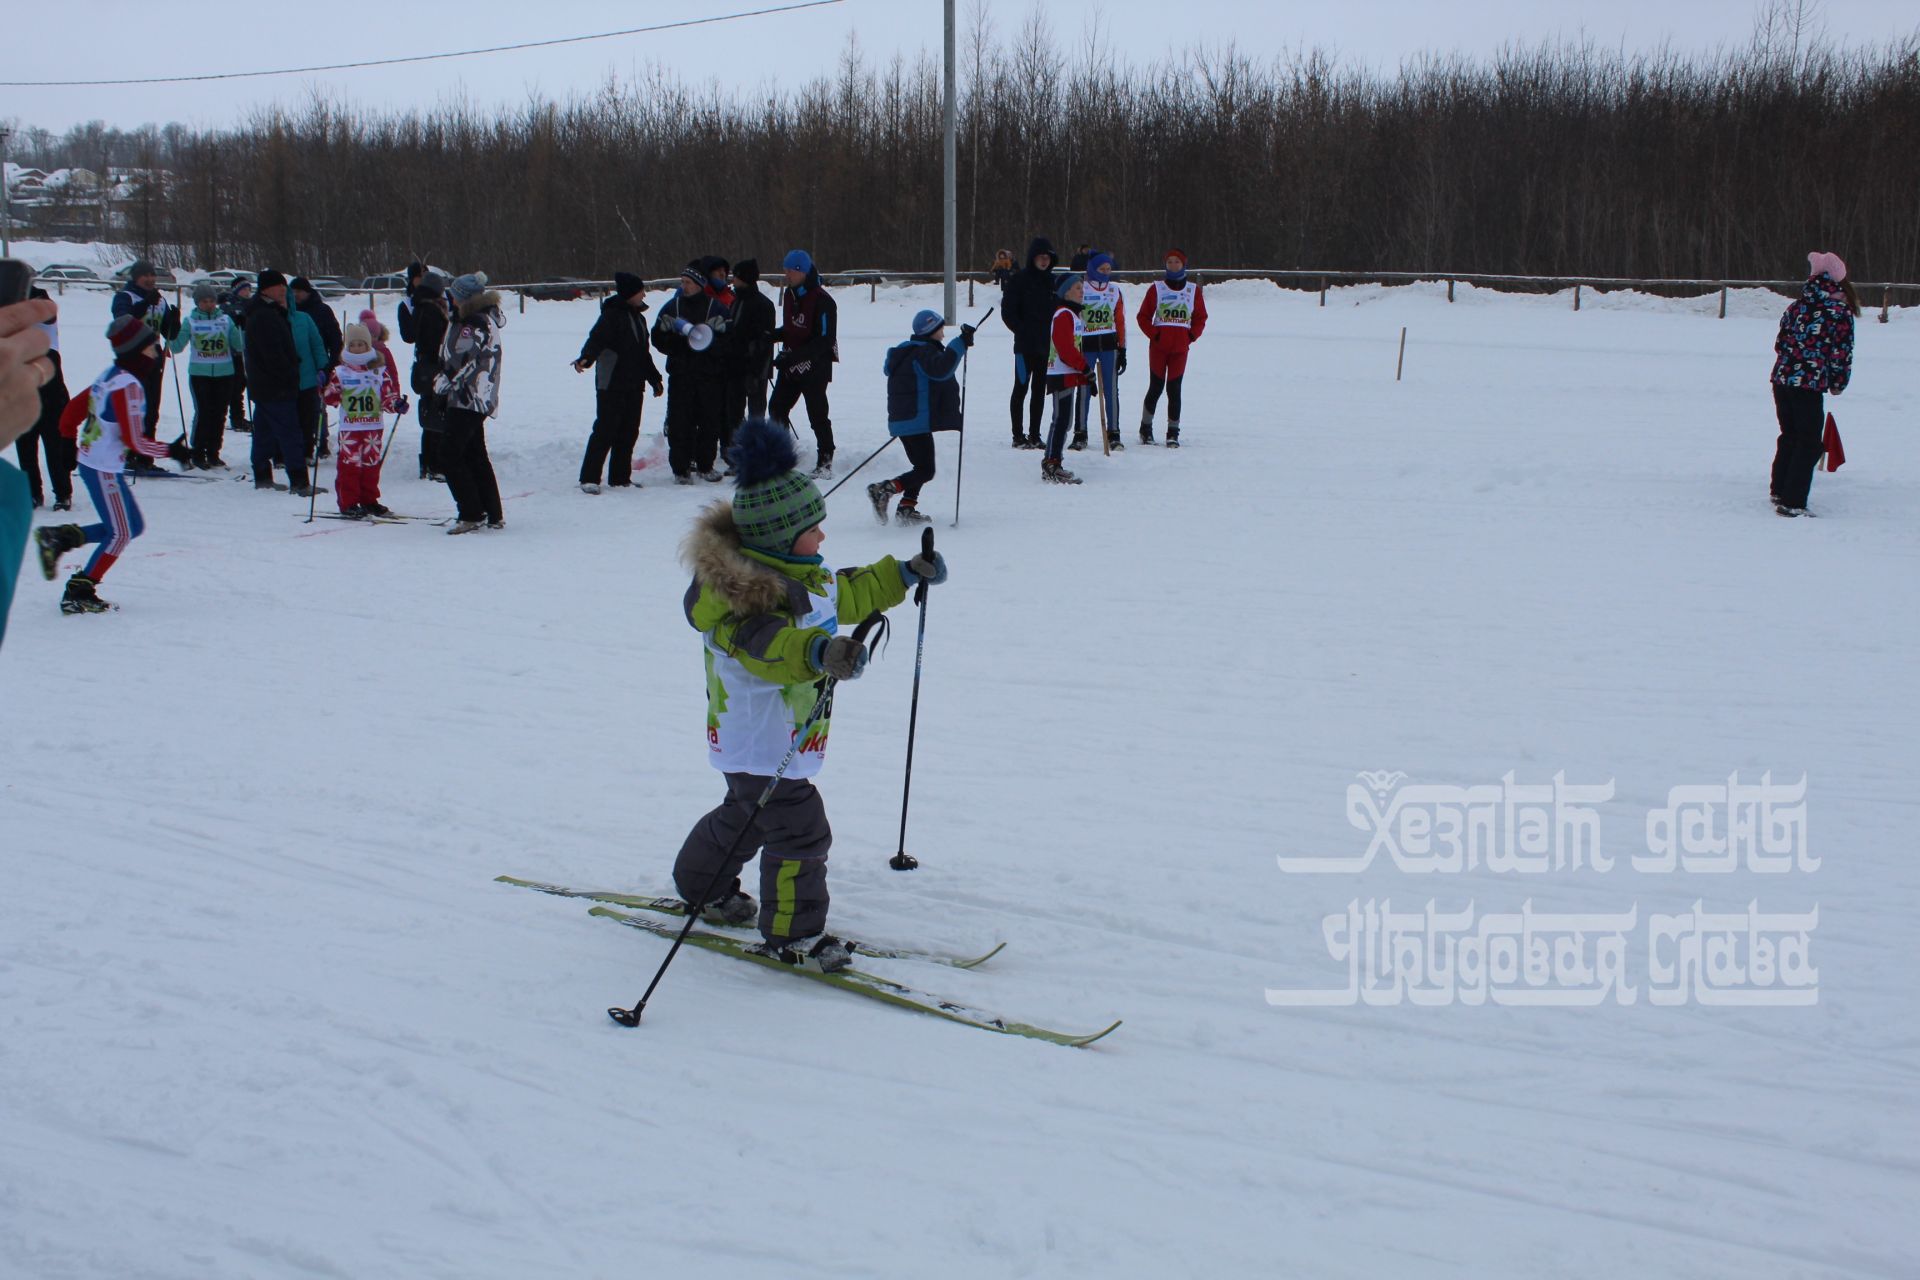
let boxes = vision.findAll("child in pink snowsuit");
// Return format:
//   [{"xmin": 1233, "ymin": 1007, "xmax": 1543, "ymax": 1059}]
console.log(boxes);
[{"xmin": 322, "ymin": 322, "xmax": 405, "ymax": 516}]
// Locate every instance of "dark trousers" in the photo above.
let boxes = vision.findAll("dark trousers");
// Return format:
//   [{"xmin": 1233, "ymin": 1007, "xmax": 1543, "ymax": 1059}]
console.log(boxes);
[
  {"xmin": 442, "ymin": 407, "xmax": 502, "ymax": 523},
  {"xmin": 297, "ymin": 386, "xmax": 322, "ymax": 456},
  {"xmin": 1010, "ymin": 350, "xmax": 1047, "ymax": 440},
  {"xmin": 721, "ymin": 378, "xmax": 748, "ymax": 461},
  {"xmin": 227, "ymin": 364, "xmax": 250, "ymax": 432},
  {"xmin": 1045, "ymin": 378, "xmax": 1079, "ymax": 461},
  {"xmin": 14, "ymin": 423, "xmax": 75, "ymax": 506},
  {"xmin": 140, "ymin": 362, "xmax": 164, "ymax": 438},
  {"xmin": 418, "ymin": 395, "xmax": 445, "ymax": 478},
  {"xmin": 251, "ymin": 399, "xmax": 308, "ymax": 490},
  {"xmin": 672, "ymin": 773, "xmax": 833, "ymax": 944},
  {"xmin": 581, "ymin": 386, "xmax": 644, "ymax": 485},
  {"xmin": 891, "ymin": 432, "xmax": 937, "ymax": 504},
  {"xmin": 770, "ymin": 372, "xmax": 833, "ymax": 458},
  {"xmin": 1771, "ymin": 385, "xmax": 1825, "ymax": 509},
  {"xmin": 189, "ymin": 373, "xmax": 233, "ymax": 464},
  {"xmin": 1143, "ymin": 374, "xmax": 1184, "ymax": 424},
  {"xmin": 665, "ymin": 374, "xmax": 727, "ymax": 476},
  {"xmin": 747, "ymin": 374, "xmax": 768, "ymax": 420}
]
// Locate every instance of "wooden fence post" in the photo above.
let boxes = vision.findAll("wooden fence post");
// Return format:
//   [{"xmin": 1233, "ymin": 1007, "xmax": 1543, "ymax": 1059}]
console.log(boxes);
[
  {"xmin": 1319, "ymin": 276, "xmax": 1327, "ymax": 307},
  {"xmin": 1396, "ymin": 327, "xmax": 1407, "ymax": 382},
  {"xmin": 1573, "ymin": 284, "xmax": 1581, "ymax": 312},
  {"xmin": 968, "ymin": 277, "xmax": 974, "ymax": 307},
  {"xmin": 519, "ymin": 290, "xmax": 525, "ymax": 314},
  {"xmin": 870, "ymin": 280, "xmax": 876, "ymax": 302},
  {"xmin": 1447, "ymin": 278, "xmax": 1455, "ymax": 303},
  {"xmin": 1881, "ymin": 287, "xmax": 1892, "ymax": 324},
  {"xmin": 1718, "ymin": 285, "xmax": 1728, "ymax": 319}
]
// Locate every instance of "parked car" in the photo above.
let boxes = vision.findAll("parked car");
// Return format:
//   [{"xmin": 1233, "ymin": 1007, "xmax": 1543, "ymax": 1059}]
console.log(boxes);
[
  {"xmin": 361, "ymin": 273, "xmax": 409, "ymax": 291},
  {"xmin": 110, "ymin": 262, "xmax": 179, "ymax": 288},
  {"xmin": 204, "ymin": 269, "xmax": 257, "ymax": 288},
  {"xmin": 37, "ymin": 264, "xmax": 100, "ymax": 282},
  {"xmin": 304, "ymin": 275, "xmax": 353, "ymax": 299},
  {"xmin": 521, "ymin": 280, "xmax": 588, "ymax": 302}
]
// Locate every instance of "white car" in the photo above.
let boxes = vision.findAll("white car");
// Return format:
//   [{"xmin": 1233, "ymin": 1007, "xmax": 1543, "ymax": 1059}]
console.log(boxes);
[{"xmin": 37, "ymin": 264, "xmax": 99, "ymax": 282}]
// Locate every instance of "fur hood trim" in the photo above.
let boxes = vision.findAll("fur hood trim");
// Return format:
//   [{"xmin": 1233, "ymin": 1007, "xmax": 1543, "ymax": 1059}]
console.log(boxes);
[
  {"xmin": 457, "ymin": 289, "xmax": 502, "ymax": 319},
  {"xmin": 681, "ymin": 500, "xmax": 798, "ymax": 614}
]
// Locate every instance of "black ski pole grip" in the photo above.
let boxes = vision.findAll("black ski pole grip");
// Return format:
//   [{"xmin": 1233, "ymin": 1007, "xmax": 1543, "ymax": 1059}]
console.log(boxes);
[{"xmin": 914, "ymin": 527, "xmax": 934, "ymax": 603}]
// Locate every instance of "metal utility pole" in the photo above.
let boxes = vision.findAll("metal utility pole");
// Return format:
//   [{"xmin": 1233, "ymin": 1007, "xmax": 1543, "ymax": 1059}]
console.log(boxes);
[{"xmin": 942, "ymin": 0, "xmax": 957, "ymax": 322}]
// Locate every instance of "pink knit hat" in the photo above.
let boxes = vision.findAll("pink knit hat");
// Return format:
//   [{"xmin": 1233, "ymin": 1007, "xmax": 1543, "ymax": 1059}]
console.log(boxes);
[{"xmin": 1807, "ymin": 251, "xmax": 1848, "ymax": 283}]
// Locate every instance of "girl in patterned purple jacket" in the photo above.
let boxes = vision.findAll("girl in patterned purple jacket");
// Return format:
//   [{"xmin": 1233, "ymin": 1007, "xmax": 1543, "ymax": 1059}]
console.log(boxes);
[{"xmin": 1769, "ymin": 251, "xmax": 1860, "ymax": 517}]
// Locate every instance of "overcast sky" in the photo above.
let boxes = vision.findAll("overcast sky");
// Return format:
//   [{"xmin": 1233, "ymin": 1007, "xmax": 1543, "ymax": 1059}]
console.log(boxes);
[{"xmin": 9, "ymin": 0, "xmax": 1918, "ymax": 136}]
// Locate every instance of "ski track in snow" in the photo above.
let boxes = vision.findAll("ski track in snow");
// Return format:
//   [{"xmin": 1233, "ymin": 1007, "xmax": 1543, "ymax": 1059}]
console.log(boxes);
[{"xmin": 3, "ymin": 280, "xmax": 1916, "ymax": 1278}]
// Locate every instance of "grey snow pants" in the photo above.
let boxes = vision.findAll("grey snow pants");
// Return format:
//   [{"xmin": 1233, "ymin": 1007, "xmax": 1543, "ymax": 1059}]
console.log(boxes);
[{"xmin": 672, "ymin": 772, "xmax": 833, "ymax": 944}]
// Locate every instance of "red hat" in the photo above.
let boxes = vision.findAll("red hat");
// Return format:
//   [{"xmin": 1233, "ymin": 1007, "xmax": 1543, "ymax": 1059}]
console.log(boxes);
[
  {"xmin": 1164, "ymin": 248, "xmax": 1188, "ymax": 265},
  {"xmin": 105, "ymin": 314, "xmax": 158, "ymax": 357}
]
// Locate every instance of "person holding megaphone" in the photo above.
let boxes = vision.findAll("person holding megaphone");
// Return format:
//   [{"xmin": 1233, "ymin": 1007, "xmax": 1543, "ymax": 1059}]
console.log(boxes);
[{"xmin": 652, "ymin": 261, "xmax": 730, "ymax": 484}]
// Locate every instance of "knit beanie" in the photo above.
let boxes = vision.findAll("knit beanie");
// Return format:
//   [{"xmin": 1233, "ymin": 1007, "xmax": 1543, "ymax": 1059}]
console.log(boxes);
[
  {"xmin": 728, "ymin": 417, "xmax": 827, "ymax": 553},
  {"xmin": 128, "ymin": 259, "xmax": 156, "ymax": 281},
  {"xmin": 1055, "ymin": 272, "xmax": 1084, "ymax": 299},
  {"xmin": 343, "ymin": 322, "xmax": 372, "ymax": 349},
  {"xmin": 416, "ymin": 273, "xmax": 445, "ymax": 298},
  {"xmin": 911, "ymin": 308, "xmax": 945, "ymax": 337},
  {"xmin": 106, "ymin": 313, "xmax": 158, "ymax": 356},
  {"xmin": 735, "ymin": 258, "xmax": 761, "ymax": 286},
  {"xmin": 613, "ymin": 271, "xmax": 646, "ymax": 300},
  {"xmin": 1807, "ymin": 251, "xmax": 1848, "ymax": 283},
  {"xmin": 449, "ymin": 272, "xmax": 488, "ymax": 303},
  {"xmin": 1088, "ymin": 251, "xmax": 1114, "ymax": 277},
  {"xmin": 191, "ymin": 281, "xmax": 218, "ymax": 303},
  {"xmin": 783, "ymin": 248, "xmax": 814, "ymax": 274},
  {"xmin": 255, "ymin": 269, "xmax": 287, "ymax": 291},
  {"xmin": 680, "ymin": 262, "xmax": 706, "ymax": 286}
]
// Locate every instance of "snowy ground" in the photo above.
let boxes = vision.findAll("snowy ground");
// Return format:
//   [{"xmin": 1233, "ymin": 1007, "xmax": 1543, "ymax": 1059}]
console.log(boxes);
[{"xmin": 4, "ymin": 277, "xmax": 1917, "ymax": 1278}]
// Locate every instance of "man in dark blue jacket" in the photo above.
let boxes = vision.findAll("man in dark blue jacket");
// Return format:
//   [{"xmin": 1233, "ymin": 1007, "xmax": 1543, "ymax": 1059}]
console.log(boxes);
[
  {"xmin": 867, "ymin": 309, "xmax": 974, "ymax": 526},
  {"xmin": 110, "ymin": 260, "xmax": 180, "ymax": 460}
]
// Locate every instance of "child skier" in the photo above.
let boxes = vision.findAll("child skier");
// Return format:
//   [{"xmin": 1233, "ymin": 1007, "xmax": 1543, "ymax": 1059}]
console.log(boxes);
[
  {"xmin": 672, "ymin": 416, "xmax": 947, "ymax": 971},
  {"xmin": 322, "ymin": 323, "xmax": 406, "ymax": 517},
  {"xmin": 868, "ymin": 309, "xmax": 974, "ymax": 526},
  {"xmin": 35, "ymin": 315, "xmax": 190, "ymax": 613},
  {"xmin": 1136, "ymin": 249, "xmax": 1207, "ymax": 446},
  {"xmin": 1077, "ymin": 251, "xmax": 1127, "ymax": 451},
  {"xmin": 169, "ymin": 281, "xmax": 246, "ymax": 468},
  {"xmin": 1040, "ymin": 275, "xmax": 1088, "ymax": 484}
]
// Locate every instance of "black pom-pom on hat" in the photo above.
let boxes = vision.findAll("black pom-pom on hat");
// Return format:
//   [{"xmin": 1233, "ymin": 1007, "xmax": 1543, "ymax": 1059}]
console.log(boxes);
[{"xmin": 727, "ymin": 417, "xmax": 800, "ymax": 487}]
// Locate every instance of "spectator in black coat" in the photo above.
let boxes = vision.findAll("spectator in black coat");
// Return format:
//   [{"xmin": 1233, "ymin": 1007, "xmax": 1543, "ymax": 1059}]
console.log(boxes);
[
  {"xmin": 242, "ymin": 271, "xmax": 310, "ymax": 493},
  {"xmin": 999, "ymin": 236, "xmax": 1059, "ymax": 448},
  {"xmin": 291, "ymin": 277, "xmax": 343, "ymax": 373},
  {"xmin": 573, "ymin": 271, "xmax": 665, "ymax": 490},
  {"xmin": 410, "ymin": 275, "xmax": 451, "ymax": 481},
  {"xmin": 652, "ymin": 262, "xmax": 730, "ymax": 482}
]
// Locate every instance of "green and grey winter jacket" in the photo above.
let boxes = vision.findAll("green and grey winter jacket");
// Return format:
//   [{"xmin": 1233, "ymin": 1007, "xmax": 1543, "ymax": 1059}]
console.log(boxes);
[{"xmin": 682, "ymin": 501, "xmax": 907, "ymax": 778}]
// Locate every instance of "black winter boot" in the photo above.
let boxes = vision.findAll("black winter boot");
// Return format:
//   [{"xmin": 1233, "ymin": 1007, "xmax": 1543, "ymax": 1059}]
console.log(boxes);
[
  {"xmin": 866, "ymin": 479, "xmax": 896, "ymax": 524},
  {"xmin": 35, "ymin": 524, "xmax": 85, "ymax": 581},
  {"xmin": 61, "ymin": 572, "xmax": 111, "ymax": 615}
]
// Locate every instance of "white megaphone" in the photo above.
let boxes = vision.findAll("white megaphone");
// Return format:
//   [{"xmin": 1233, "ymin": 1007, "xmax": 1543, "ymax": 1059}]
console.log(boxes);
[{"xmin": 671, "ymin": 317, "xmax": 714, "ymax": 352}]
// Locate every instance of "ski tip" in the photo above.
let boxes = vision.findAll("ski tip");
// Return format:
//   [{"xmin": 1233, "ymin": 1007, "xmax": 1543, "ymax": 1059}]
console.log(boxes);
[
  {"xmin": 953, "ymin": 941, "xmax": 1008, "ymax": 970},
  {"xmin": 1071, "ymin": 1019, "xmax": 1124, "ymax": 1048}
]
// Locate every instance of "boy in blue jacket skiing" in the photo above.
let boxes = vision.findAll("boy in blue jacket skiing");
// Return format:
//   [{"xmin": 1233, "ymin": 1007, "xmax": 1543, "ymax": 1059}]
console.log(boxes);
[{"xmin": 868, "ymin": 309, "xmax": 974, "ymax": 525}]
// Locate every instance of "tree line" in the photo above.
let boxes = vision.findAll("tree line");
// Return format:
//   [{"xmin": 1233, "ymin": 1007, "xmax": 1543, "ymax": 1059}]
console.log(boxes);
[{"xmin": 9, "ymin": 3, "xmax": 1919, "ymax": 284}]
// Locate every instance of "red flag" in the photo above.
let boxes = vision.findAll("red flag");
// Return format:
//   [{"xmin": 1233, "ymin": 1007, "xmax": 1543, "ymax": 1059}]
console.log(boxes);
[{"xmin": 1822, "ymin": 413, "xmax": 1846, "ymax": 472}]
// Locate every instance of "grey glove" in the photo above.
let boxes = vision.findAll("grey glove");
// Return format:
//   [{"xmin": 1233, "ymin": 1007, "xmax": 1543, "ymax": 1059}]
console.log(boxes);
[
  {"xmin": 901, "ymin": 550, "xmax": 948, "ymax": 587},
  {"xmin": 809, "ymin": 634, "xmax": 868, "ymax": 680}
]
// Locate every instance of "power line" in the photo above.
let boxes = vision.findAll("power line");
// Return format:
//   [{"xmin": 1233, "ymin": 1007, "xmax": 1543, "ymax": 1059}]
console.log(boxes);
[{"xmin": 0, "ymin": 1, "xmax": 845, "ymax": 88}]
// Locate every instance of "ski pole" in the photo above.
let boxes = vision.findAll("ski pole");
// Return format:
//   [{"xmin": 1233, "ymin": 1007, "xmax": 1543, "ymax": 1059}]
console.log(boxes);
[
  {"xmin": 305, "ymin": 406, "xmax": 325, "ymax": 524},
  {"xmin": 609, "ymin": 611, "xmax": 887, "ymax": 1028},
  {"xmin": 377, "ymin": 407, "xmax": 405, "ymax": 467},
  {"xmin": 890, "ymin": 526, "xmax": 936, "ymax": 871},
  {"xmin": 820, "ymin": 436, "xmax": 897, "ymax": 499},
  {"xmin": 952, "ymin": 305, "xmax": 992, "ymax": 528},
  {"xmin": 170, "ymin": 359, "xmax": 191, "ymax": 461}
]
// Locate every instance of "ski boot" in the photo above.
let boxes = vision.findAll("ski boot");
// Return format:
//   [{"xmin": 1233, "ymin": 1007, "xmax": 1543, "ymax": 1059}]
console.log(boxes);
[
  {"xmin": 753, "ymin": 934, "xmax": 853, "ymax": 974},
  {"xmin": 810, "ymin": 451, "xmax": 834, "ymax": 478},
  {"xmin": 35, "ymin": 523, "xmax": 85, "ymax": 580},
  {"xmin": 1041, "ymin": 459, "xmax": 1082, "ymax": 485},
  {"xmin": 894, "ymin": 501, "xmax": 931, "ymax": 526},
  {"xmin": 364, "ymin": 502, "xmax": 395, "ymax": 518},
  {"xmin": 698, "ymin": 889, "xmax": 757, "ymax": 927},
  {"xmin": 1139, "ymin": 419, "xmax": 1157, "ymax": 445},
  {"xmin": 581, "ymin": 482, "xmax": 601, "ymax": 495},
  {"xmin": 1022, "ymin": 432, "xmax": 1044, "ymax": 450},
  {"xmin": 1166, "ymin": 423, "xmax": 1181, "ymax": 449},
  {"xmin": 866, "ymin": 479, "xmax": 896, "ymax": 524},
  {"xmin": 1106, "ymin": 430, "xmax": 1125, "ymax": 452},
  {"xmin": 446, "ymin": 520, "xmax": 484, "ymax": 535},
  {"xmin": 1068, "ymin": 429, "xmax": 1087, "ymax": 452},
  {"xmin": 60, "ymin": 572, "xmax": 111, "ymax": 615}
]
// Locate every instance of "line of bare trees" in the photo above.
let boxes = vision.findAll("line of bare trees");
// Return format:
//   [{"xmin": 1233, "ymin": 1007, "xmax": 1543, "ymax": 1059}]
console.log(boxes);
[{"xmin": 10, "ymin": 2, "xmax": 1920, "ymax": 283}]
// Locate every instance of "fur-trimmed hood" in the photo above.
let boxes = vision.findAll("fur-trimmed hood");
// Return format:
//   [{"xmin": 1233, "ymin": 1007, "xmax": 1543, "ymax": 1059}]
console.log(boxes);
[
  {"xmin": 457, "ymin": 289, "xmax": 502, "ymax": 320},
  {"xmin": 681, "ymin": 500, "xmax": 806, "ymax": 615}
]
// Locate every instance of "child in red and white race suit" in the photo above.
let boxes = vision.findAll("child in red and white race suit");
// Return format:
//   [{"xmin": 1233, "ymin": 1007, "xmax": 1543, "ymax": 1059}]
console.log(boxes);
[
  {"xmin": 35, "ymin": 315, "xmax": 190, "ymax": 613},
  {"xmin": 1135, "ymin": 248, "xmax": 1208, "ymax": 447},
  {"xmin": 322, "ymin": 323, "xmax": 406, "ymax": 517}
]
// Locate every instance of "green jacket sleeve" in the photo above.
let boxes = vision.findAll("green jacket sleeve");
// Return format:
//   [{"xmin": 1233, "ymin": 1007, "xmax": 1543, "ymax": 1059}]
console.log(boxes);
[
  {"xmin": 835, "ymin": 557, "xmax": 908, "ymax": 624},
  {"xmin": 708, "ymin": 612, "xmax": 826, "ymax": 686}
]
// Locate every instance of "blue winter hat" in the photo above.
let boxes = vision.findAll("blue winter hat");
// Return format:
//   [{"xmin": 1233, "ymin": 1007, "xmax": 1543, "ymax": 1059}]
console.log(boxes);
[
  {"xmin": 1088, "ymin": 252, "xmax": 1114, "ymax": 277},
  {"xmin": 449, "ymin": 271, "xmax": 489, "ymax": 303},
  {"xmin": 911, "ymin": 309, "xmax": 945, "ymax": 337},
  {"xmin": 783, "ymin": 249, "xmax": 814, "ymax": 274},
  {"xmin": 1055, "ymin": 273, "xmax": 1084, "ymax": 298},
  {"xmin": 728, "ymin": 418, "xmax": 828, "ymax": 553}
]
